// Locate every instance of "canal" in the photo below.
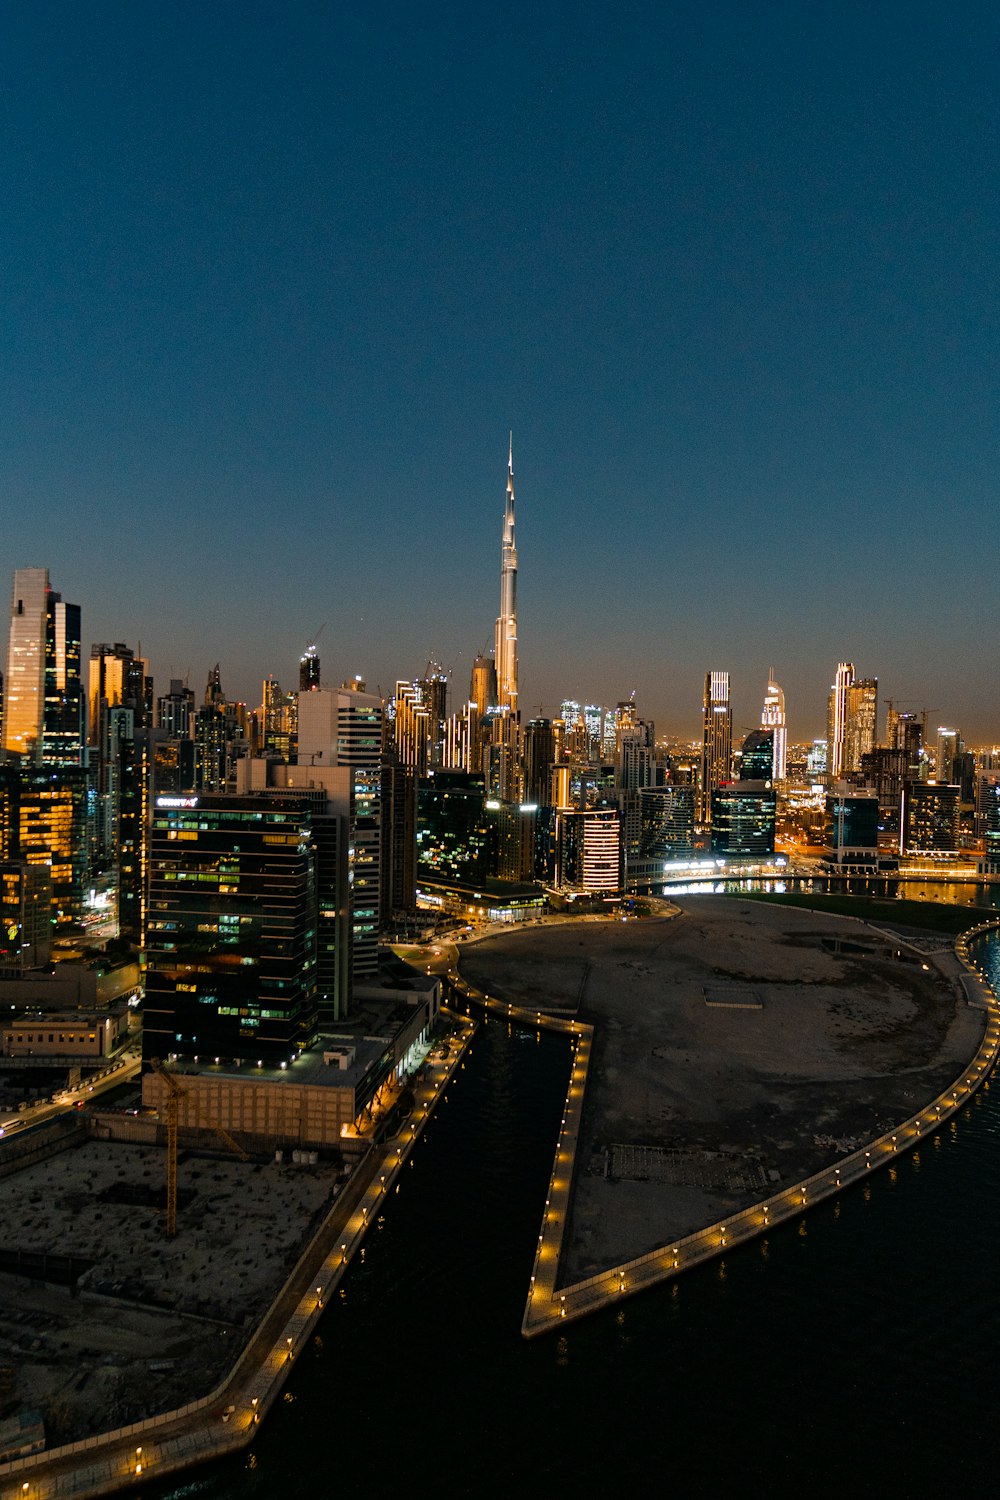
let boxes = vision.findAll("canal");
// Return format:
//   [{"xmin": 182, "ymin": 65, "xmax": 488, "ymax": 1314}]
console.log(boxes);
[{"xmin": 154, "ymin": 913, "xmax": 1000, "ymax": 1500}]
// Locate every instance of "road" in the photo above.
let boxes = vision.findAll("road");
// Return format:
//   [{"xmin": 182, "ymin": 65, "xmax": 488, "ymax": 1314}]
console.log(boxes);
[{"xmin": 0, "ymin": 1047, "xmax": 142, "ymax": 1141}]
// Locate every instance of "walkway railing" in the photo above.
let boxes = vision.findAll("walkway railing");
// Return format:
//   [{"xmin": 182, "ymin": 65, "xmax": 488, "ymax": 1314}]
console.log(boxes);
[
  {"xmin": 448, "ymin": 916, "xmax": 1000, "ymax": 1337},
  {"xmin": 0, "ymin": 1011, "xmax": 476, "ymax": 1499}
]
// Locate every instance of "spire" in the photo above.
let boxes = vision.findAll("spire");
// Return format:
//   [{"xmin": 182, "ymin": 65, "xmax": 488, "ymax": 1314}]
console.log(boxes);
[{"xmin": 495, "ymin": 435, "xmax": 518, "ymax": 719}]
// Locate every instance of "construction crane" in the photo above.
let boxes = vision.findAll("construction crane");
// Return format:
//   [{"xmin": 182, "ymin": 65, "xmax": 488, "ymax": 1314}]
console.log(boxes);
[{"xmin": 149, "ymin": 1058, "xmax": 250, "ymax": 1238}]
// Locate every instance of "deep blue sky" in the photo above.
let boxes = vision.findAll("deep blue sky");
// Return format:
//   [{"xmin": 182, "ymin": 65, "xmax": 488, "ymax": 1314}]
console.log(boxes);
[{"xmin": 3, "ymin": 2, "xmax": 997, "ymax": 739}]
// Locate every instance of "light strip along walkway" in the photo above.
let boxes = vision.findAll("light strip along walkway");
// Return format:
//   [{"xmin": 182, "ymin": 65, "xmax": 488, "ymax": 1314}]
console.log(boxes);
[
  {"xmin": 0, "ymin": 1010, "xmax": 475, "ymax": 1500},
  {"xmin": 449, "ymin": 920, "xmax": 1000, "ymax": 1339}
]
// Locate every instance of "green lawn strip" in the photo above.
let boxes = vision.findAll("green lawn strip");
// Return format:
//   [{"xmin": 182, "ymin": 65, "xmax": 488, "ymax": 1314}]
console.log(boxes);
[{"xmin": 740, "ymin": 890, "xmax": 991, "ymax": 934}]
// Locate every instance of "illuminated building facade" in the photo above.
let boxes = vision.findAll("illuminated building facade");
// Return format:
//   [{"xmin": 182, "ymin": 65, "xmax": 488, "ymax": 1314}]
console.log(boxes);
[
  {"xmin": 700, "ymin": 671, "xmax": 732, "ymax": 823},
  {"xmin": 824, "ymin": 787, "xmax": 881, "ymax": 873},
  {"xmin": 416, "ymin": 772, "xmax": 490, "ymax": 885},
  {"xmin": 17, "ymin": 767, "xmax": 88, "ymax": 925},
  {"xmin": 1, "ymin": 569, "xmax": 84, "ymax": 767},
  {"xmin": 0, "ymin": 861, "xmax": 52, "ymax": 974},
  {"xmin": 495, "ymin": 436, "xmax": 518, "ymax": 718},
  {"xmin": 523, "ymin": 718, "xmax": 555, "ymax": 808},
  {"xmin": 901, "ymin": 781, "xmax": 961, "ymax": 855},
  {"xmin": 143, "ymin": 792, "xmax": 321, "ymax": 1064},
  {"xmin": 761, "ymin": 669, "xmax": 787, "ymax": 782},
  {"xmin": 393, "ymin": 680, "xmax": 431, "ymax": 775},
  {"xmin": 380, "ymin": 753, "xmax": 417, "ymax": 921},
  {"xmin": 2, "ymin": 569, "xmax": 48, "ymax": 761},
  {"xmin": 844, "ymin": 677, "xmax": 878, "ymax": 774},
  {"xmin": 299, "ymin": 642, "xmax": 320, "ymax": 692},
  {"xmin": 555, "ymin": 807, "xmax": 621, "ymax": 895},
  {"xmin": 638, "ymin": 785, "xmax": 696, "ymax": 861},
  {"xmin": 490, "ymin": 439, "xmax": 520, "ymax": 801},
  {"xmin": 157, "ymin": 679, "xmax": 195, "ymax": 738},
  {"xmin": 710, "ymin": 781, "xmax": 776, "ymax": 858},
  {"xmin": 826, "ymin": 661, "xmax": 854, "ymax": 780},
  {"xmin": 297, "ymin": 680, "xmax": 383, "ymax": 979},
  {"xmin": 740, "ymin": 729, "xmax": 774, "ymax": 784},
  {"xmin": 416, "ymin": 665, "xmax": 448, "ymax": 769}
]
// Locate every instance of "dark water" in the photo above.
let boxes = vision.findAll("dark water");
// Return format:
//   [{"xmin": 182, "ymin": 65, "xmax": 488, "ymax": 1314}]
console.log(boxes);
[{"xmin": 156, "ymin": 927, "xmax": 1000, "ymax": 1500}]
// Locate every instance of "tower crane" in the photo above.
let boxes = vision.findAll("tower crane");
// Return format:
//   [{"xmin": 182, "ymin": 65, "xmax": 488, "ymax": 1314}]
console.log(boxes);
[{"xmin": 149, "ymin": 1058, "xmax": 250, "ymax": 1238}]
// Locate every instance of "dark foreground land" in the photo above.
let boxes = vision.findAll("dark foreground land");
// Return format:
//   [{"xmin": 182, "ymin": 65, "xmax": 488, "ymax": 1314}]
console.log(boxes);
[{"xmin": 461, "ymin": 896, "xmax": 983, "ymax": 1279}]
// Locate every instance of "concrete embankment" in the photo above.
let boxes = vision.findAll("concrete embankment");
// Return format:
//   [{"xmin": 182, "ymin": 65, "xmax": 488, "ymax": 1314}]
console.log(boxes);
[
  {"xmin": 448, "ymin": 914, "xmax": 1000, "ymax": 1337},
  {"xmin": 0, "ymin": 1011, "xmax": 475, "ymax": 1499},
  {"xmin": 520, "ymin": 920, "xmax": 1000, "ymax": 1336}
]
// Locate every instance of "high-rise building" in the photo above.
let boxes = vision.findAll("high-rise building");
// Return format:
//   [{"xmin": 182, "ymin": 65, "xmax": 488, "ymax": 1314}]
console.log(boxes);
[
  {"xmin": 299, "ymin": 642, "xmax": 321, "ymax": 693},
  {"xmin": 0, "ymin": 861, "xmax": 52, "ymax": 973},
  {"xmin": 380, "ymin": 751, "xmax": 417, "ymax": 923},
  {"xmin": 443, "ymin": 700, "xmax": 479, "ymax": 772},
  {"xmin": 495, "ymin": 435, "xmax": 518, "ymax": 718},
  {"xmin": 2, "ymin": 569, "xmax": 48, "ymax": 761},
  {"xmin": 824, "ymin": 786, "xmax": 881, "ymax": 874},
  {"xmin": 740, "ymin": 729, "xmax": 774, "ymax": 783},
  {"xmin": 901, "ymin": 782, "xmax": 960, "ymax": 855},
  {"xmin": 17, "ymin": 766, "xmax": 88, "ymax": 925},
  {"xmin": 638, "ymin": 786, "xmax": 696, "ymax": 863},
  {"xmin": 761, "ymin": 669, "xmax": 787, "ymax": 782},
  {"xmin": 417, "ymin": 664, "xmax": 448, "ymax": 769},
  {"xmin": 157, "ymin": 679, "xmax": 195, "ymax": 739},
  {"xmin": 143, "ymin": 791, "xmax": 321, "ymax": 1064},
  {"xmin": 710, "ymin": 782, "xmax": 776, "ymax": 859},
  {"xmin": 554, "ymin": 807, "xmax": 620, "ymax": 895},
  {"xmin": 393, "ymin": 680, "xmax": 431, "ymax": 775},
  {"xmin": 88, "ymin": 643, "xmax": 134, "ymax": 749},
  {"xmin": 699, "ymin": 671, "xmax": 732, "ymax": 823},
  {"xmin": 416, "ymin": 772, "xmax": 490, "ymax": 886},
  {"xmin": 844, "ymin": 677, "xmax": 878, "ymax": 774},
  {"xmin": 2, "ymin": 569, "xmax": 84, "ymax": 767},
  {"xmin": 523, "ymin": 719, "xmax": 555, "ymax": 807},
  {"xmin": 826, "ymin": 662, "xmax": 855, "ymax": 780},
  {"xmin": 936, "ymin": 727, "xmax": 961, "ymax": 782},
  {"xmin": 470, "ymin": 655, "xmax": 497, "ymax": 719},
  {"xmin": 298, "ymin": 680, "xmax": 383, "ymax": 979},
  {"xmin": 262, "ymin": 675, "xmax": 290, "ymax": 760}
]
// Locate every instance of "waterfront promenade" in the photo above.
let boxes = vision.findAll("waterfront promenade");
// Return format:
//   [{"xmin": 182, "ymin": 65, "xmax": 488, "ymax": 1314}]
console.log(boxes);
[
  {"xmin": 0, "ymin": 1012, "xmax": 475, "ymax": 1500},
  {"xmin": 446, "ymin": 914, "xmax": 1000, "ymax": 1337}
]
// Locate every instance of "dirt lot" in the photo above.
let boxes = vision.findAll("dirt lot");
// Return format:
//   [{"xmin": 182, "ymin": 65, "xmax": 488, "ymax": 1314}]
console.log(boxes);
[
  {"xmin": 0, "ymin": 1140, "xmax": 351, "ymax": 1444},
  {"xmin": 461, "ymin": 896, "xmax": 984, "ymax": 1279}
]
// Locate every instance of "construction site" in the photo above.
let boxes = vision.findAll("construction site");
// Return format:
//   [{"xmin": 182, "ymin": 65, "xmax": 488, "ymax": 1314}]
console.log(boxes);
[{"xmin": 0, "ymin": 1131, "xmax": 355, "ymax": 1453}]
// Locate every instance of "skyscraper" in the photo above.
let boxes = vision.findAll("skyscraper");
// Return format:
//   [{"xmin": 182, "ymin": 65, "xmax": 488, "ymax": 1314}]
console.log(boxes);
[
  {"xmin": 700, "ymin": 670, "xmax": 732, "ymax": 823},
  {"xmin": 298, "ymin": 679, "xmax": 383, "ymax": 980},
  {"xmin": 826, "ymin": 661, "xmax": 855, "ymax": 780},
  {"xmin": 299, "ymin": 642, "xmax": 320, "ymax": 692},
  {"xmin": 761, "ymin": 669, "xmax": 787, "ymax": 782},
  {"xmin": 495, "ymin": 435, "xmax": 518, "ymax": 717},
  {"xmin": 2, "ymin": 569, "xmax": 48, "ymax": 761},
  {"xmin": 2, "ymin": 569, "xmax": 84, "ymax": 767},
  {"xmin": 844, "ymin": 677, "xmax": 878, "ymax": 774}
]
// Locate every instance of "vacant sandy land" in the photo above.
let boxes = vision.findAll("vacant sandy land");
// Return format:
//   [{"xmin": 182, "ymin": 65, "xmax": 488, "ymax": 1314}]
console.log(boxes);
[
  {"xmin": 461, "ymin": 896, "xmax": 983, "ymax": 1278},
  {"xmin": 0, "ymin": 1140, "xmax": 347, "ymax": 1443}
]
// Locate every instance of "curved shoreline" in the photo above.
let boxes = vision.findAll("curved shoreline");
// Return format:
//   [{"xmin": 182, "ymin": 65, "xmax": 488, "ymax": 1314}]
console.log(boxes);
[
  {"xmin": 0, "ymin": 1012, "xmax": 476, "ymax": 1500},
  {"xmin": 447, "ymin": 913, "xmax": 1000, "ymax": 1337}
]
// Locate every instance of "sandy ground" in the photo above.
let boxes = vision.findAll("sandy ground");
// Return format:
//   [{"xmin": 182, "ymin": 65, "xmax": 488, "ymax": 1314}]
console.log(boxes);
[
  {"xmin": 461, "ymin": 896, "xmax": 983, "ymax": 1280},
  {"xmin": 0, "ymin": 1140, "xmax": 351, "ymax": 1444}
]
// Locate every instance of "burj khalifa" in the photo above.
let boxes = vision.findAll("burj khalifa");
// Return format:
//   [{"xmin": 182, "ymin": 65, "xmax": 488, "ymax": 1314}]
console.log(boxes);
[{"xmin": 494, "ymin": 434, "xmax": 519, "ymax": 718}]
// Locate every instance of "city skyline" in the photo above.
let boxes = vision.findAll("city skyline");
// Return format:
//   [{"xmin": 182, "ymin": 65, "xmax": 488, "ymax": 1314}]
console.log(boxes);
[
  {"xmin": 1, "ymin": 531, "xmax": 993, "ymax": 749},
  {"xmin": 5, "ymin": 4, "xmax": 998, "ymax": 735}
]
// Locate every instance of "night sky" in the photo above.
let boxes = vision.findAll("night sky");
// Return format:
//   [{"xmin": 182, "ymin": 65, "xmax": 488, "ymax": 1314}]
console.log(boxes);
[{"xmin": 3, "ymin": 2, "xmax": 998, "ymax": 739}]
